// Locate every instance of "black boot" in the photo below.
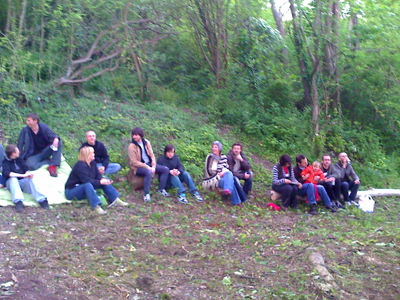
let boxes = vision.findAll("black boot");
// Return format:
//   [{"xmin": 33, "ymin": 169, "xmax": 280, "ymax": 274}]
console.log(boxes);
[
  {"xmin": 308, "ymin": 204, "xmax": 318, "ymax": 215},
  {"xmin": 326, "ymin": 206, "xmax": 337, "ymax": 213},
  {"xmin": 335, "ymin": 200, "xmax": 345, "ymax": 209}
]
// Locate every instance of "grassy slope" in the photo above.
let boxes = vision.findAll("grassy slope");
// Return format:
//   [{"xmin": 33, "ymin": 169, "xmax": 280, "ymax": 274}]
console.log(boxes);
[{"xmin": 0, "ymin": 95, "xmax": 399, "ymax": 299}]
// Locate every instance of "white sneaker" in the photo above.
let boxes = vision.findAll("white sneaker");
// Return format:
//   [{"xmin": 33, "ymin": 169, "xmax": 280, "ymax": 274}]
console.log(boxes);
[
  {"xmin": 350, "ymin": 200, "xmax": 360, "ymax": 207},
  {"xmin": 94, "ymin": 205, "xmax": 107, "ymax": 215},
  {"xmin": 159, "ymin": 189, "xmax": 171, "ymax": 197},
  {"xmin": 108, "ymin": 198, "xmax": 129, "ymax": 208},
  {"xmin": 191, "ymin": 191, "xmax": 203, "ymax": 202},
  {"xmin": 177, "ymin": 193, "xmax": 188, "ymax": 204},
  {"xmin": 144, "ymin": 194, "xmax": 151, "ymax": 202}
]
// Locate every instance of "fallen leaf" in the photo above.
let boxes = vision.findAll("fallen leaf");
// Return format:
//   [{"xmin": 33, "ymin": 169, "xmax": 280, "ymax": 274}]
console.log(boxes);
[{"xmin": 222, "ymin": 276, "xmax": 232, "ymax": 286}]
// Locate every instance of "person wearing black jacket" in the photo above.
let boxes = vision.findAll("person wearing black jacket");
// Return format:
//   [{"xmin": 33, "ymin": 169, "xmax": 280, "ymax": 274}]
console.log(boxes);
[
  {"xmin": 227, "ymin": 143, "xmax": 253, "ymax": 197},
  {"xmin": 0, "ymin": 143, "xmax": 6, "ymax": 187},
  {"xmin": 80, "ymin": 130, "xmax": 121, "ymax": 175},
  {"xmin": 17, "ymin": 113, "xmax": 62, "ymax": 177},
  {"xmin": 64, "ymin": 146, "xmax": 128, "ymax": 215},
  {"xmin": 2, "ymin": 144, "xmax": 49, "ymax": 212},
  {"xmin": 157, "ymin": 145, "xmax": 203, "ymax": 204}
]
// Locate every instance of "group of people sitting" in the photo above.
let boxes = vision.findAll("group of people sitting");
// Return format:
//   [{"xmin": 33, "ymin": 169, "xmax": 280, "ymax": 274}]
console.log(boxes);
[
  {"xmin": 0, "ymin": 113, "xmax": 360, "ymax": 215},
  {"xmin": 272, "ymin": 153, "xmax": 360, "ymax": 215}
]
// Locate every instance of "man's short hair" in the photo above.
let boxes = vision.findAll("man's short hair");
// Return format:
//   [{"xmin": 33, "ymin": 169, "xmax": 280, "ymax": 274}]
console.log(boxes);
[
  {"xmin": 296, "ymin": 154, "xmax": 306, "ymax": 164},
  {"xmin": 27, "ymin": 113, "xmax": 40, "ymax": 123},
  {"xmin": 131, "ymin": 127, "xmax": 144, "ymax": 138},
  {"xmin": 279, "ymin": 154, "xmax": 292, "ymax": 166},
  {"xmin": 5, "ymin": 144, "xmax": 17, "ymax": 158},
  {"xmin": 86, "ymin": 130, "xmax": 96, "ymax": 137},
  {"xmin": 232, "ymin": 142, "xmax": 243, "ymax": 150},
  {"xmin": 164, "ymin": 144, "xmax": 175, "ymax": 155},
  {"xmin": 322, "ymin": 154, "xmax": 331, "ymax": 160}
]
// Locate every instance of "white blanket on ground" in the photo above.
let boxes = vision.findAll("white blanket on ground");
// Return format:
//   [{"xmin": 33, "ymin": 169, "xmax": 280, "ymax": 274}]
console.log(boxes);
[{"xmin": 0, "ymin": 157, "xmax": 71, "ymax": 207}]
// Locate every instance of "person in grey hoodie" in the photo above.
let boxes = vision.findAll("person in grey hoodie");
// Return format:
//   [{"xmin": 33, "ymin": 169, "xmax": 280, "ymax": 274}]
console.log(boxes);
[{"xmin": 334, "ymin": 152, "xmax": 360, "ymax": 206}]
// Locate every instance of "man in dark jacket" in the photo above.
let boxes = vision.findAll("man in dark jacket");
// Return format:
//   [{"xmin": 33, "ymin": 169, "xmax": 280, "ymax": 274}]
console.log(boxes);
[
  {"xmin": 0, "ymin": 143, "xmax": 6, "ymax": 187},
  {"xmin": 17, "ymin": 113, "xmax": 62, "ymax": 177},
  {"xmin": 334, "ymin": 152, "xmax": 360, "ymax": 206},
  {"xmin": 80, "ymin": 131, "xmax": 121, "ymax": 175},
  {"xmin": 2, "ymin": 144, "xmax": 49, "ymax": 212},
  {"xmin": 320, "ymin": 154, "xmax": 345, "ymax": 209},
  {"xmin": 157, "ymin": 145, "xmax": 203, "ymax": 204},
  {"xmin": 227, "ymin": 143, "xmax": 253, "ymax": 197}
]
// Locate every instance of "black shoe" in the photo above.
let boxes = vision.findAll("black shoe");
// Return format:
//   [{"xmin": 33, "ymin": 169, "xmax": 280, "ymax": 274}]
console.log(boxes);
[
  {"xmin": 326, "ymin": 206, "xmax": 337, "ymax": 213},
  {"xmin": 280, "ymin": 204, "xmax": 289, "ymax": 212},
  {"xmin": 15, "ymin": 201, "xmax": 25, "ymax": 212},
  {"xmin": 308, "ymin": 204, "xmax": 318, "ymax": 215},
  {"xmin": 335, "ymin": 201, "xmax": 345, "ymax": 209},
  {"xmin": 39, "ymin": 199, "xmax": 50, "ymax": 210}
]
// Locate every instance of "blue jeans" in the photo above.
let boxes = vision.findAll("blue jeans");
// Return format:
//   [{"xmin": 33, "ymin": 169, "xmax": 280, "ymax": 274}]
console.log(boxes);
[
  {"xmin": 26, "ymin": 140, "xmax": 63, "ymax": 170},
  {"xmin": 316, "ymin": 185, "xmax": 333, "ymax": 207},
  {"xmin": 237, "ymin": 171, "xmax": 253, "ymax": 195},
  {"xmin": 167, "ymin": 171, "xmax": 197, "ymax": 195},
  {"xmin": 297, "ymin": 183, "xmax": 317, "ymax": 205},
  {"xmin": 97, "ymin": 163, "xmax": 121, "ymax": 175},
  {"xmin": 135, "ymin": 164, "xmax": 169, "ymax": 194},
  {"xmin": 6, "ymin": 177, "xmax": 47, "ymax": 204},
  {"xmin": 218, "ymin": 171, "xmax": 241, "ymax": 205},
  {"xmin": 340, "ymin": 181, "xmax": 360, "ymax": 202},
  {"xmin": 298, "ymin": 183, "xmax": 332, "ymax": 207},
  {"xmin": 65, "ymin": 182, "xmax": 119, "ymax": 209},
  {"xmin": 0, "ymin": 175, "xmax": 6, "ymax": 187},
  {"xmin": 234, "ymin": 176, "xmax": 248, "ymax": 202}
]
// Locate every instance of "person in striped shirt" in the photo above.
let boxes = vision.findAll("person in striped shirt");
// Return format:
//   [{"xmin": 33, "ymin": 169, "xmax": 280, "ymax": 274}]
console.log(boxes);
[{"xmin": 272, "ymin": 154, "xmax": 301, "ymax": 211}]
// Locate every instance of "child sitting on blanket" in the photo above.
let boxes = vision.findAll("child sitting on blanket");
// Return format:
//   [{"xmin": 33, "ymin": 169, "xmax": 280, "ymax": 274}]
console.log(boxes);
[{"xmin": 301, "ymin": 161, "xmax": 325, "ymax": 201}]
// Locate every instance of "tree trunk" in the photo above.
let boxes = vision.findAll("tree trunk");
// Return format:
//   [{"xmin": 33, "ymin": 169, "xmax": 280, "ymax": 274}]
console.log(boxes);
[
  {"xmin": 333, "ymin": 0, "xmax": 341, "ymax": 118},
  {"xmin": 324, "ymin": 0, "xmax": 341, "ymax": 118},
  {"xmin": 289, "ymin": 0, "xmax": 312, "ymax": 105},
  {"xmin": 356, "ymin": 189, "xmax": 400, "ymax": 198},
  {"xmin": 188, "ymin": 0, "xmax": 229, "ymax": 89},
  {"xmin": 5, "ymin": 0, "xmax": 12, "ymax": 33},
  {"xmin": 10, "ymin": 0, "xmax": 28, "ymax": 79},
  {"xmin": 348, "ymin": 13, "xmax": 359, "ymax": 50},
  {"xmin": 270, "ymin": 0, "xmax": 288, "ymax": 64}
]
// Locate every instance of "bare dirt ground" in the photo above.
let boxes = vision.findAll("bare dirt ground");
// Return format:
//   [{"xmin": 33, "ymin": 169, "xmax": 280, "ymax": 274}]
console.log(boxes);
[{"xmin": 1, "ymin": 188, "xmax": 399, "ymax": 300}]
